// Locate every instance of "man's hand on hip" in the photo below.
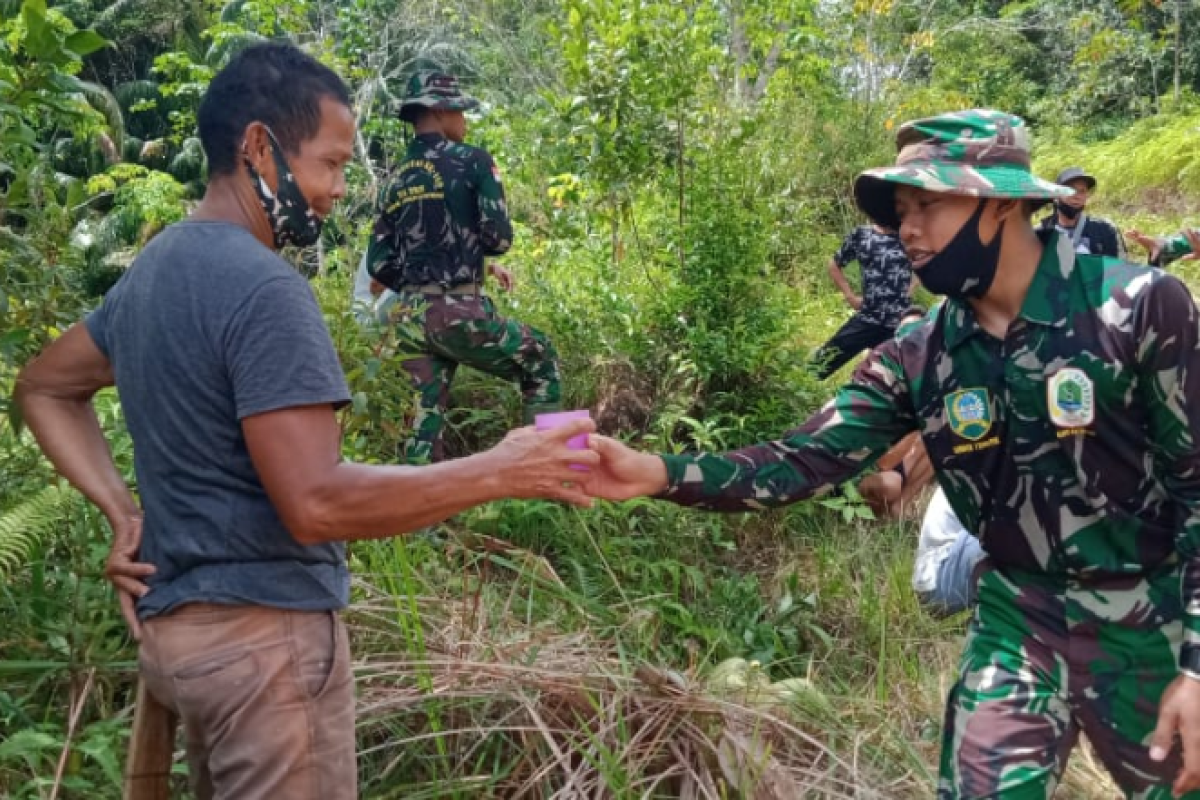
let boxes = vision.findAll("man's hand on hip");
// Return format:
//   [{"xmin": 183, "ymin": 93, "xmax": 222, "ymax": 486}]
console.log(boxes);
[{"xmin": 104, "ymin": 512, "xmax": 155, "ymax": 640}]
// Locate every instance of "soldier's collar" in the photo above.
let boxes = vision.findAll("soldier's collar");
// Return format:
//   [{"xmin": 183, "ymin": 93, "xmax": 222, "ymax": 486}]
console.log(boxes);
[
  {"xmin": 1017, "ymin": 231, "xmax": 1074, "ymax": 328},
  {"xmin": 941, "ymin": 231, "xmax": 1072, "ymax": 351},
  {"xmin": 940, "ymin": 300, "xmax": 984, "ymax": 351}
]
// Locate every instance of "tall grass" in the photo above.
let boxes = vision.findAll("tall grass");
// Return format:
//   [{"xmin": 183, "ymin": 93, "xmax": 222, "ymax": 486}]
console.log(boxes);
[{"xmin": 1036, "ymin": 110, "xmax": 1200, "ymax": 219}]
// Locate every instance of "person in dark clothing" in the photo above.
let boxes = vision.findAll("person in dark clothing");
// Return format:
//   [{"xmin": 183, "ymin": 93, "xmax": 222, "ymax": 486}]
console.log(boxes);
[
  {"xmin": 1037, "ymin": 166, "xmax": 1124, "ymax": 257},
  {"xmin": 809, "ymin": 223, "xmax": 913, "ymax": 379}
]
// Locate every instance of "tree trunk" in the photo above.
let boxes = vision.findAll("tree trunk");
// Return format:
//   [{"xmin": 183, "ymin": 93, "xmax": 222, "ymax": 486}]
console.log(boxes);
[
  {"xmin": 677, "ymin": 97, "xmax": 686, "ymax": 273},
  {"xmin": 1175, "ymin": 0, "xmax": 1183, "ymax": 105},
  {"xmin": 728, "ymin": 0, "xmax": 750, "ymax": 103}
]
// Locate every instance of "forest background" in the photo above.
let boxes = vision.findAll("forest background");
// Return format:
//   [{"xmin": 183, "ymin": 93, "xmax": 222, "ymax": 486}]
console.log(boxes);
[{"xmin": 4, "ymin": 0, "xmax": 1200, "ymax": 797}]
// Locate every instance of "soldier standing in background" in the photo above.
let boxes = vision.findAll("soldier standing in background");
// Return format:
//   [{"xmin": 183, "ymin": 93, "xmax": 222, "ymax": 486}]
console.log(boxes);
[
  {"xmin": 586, "ymin": 110, "xmax": 1200, "ymax": 798},
  {"xmin": 367, "ymin": 71, "xmax": 562, "ymax": 462}
]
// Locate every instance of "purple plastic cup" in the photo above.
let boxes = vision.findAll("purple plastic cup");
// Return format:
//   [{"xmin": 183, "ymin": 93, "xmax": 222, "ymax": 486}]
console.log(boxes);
[{"xmin": 535, "ymin": 409, "xmax": 592, "ymax": 470}]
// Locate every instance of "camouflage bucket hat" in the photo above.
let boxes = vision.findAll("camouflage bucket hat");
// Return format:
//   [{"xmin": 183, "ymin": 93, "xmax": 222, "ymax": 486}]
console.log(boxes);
[
  {"xmin": 398, "ymin": 70, "xmax": 479, "ymax": 122},
  {"xmin": 853, "ymin": 109, "xmax": 1074, "ymax": 229}
]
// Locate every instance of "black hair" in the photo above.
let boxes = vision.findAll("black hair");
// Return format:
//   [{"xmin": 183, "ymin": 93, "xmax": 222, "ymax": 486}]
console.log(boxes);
[
  {"xmin": 1026, "ymin": 198, "xmax": 1052, "ymax": 217},
  {"xmin": 403, "ymin": 105, "xmax": 434, "ymax": 125},
  {"xmin": 198, "ymin": 42, "xmax": 351, "ymax": 177}
]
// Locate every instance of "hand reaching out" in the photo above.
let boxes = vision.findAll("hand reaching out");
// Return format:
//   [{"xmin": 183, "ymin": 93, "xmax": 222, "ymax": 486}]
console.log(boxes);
[
  {"xmin": 488, "ymin": 263, "xmax": 515, "ymax": 292},
  {"xmin": 1181, "ymin": 229, "xmax": 1200, "ymax": 262},
  {"xmin": 584, "ymin": 436, "xmax": 669, "ymax": 501},
  {"xmin": 484, "ymin": 420, "xmax": 599, "ymax": 506},
  {"xmin": 1126, "ymin": 229, "xmax": 1163, "ymax": 263}
]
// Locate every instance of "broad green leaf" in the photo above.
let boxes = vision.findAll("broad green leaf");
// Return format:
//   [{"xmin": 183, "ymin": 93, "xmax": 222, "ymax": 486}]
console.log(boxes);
[
  {"xmin": 2, "ymin": 122, "xmax": 38, "ymax": 146},
  {"xmin": 21, "ymin": 0, "xmax": 63, "ymax": 62},
  {"xmin": 65, "ymin": 30, "xmax": 109, "ymax": 57},
  {"xmin": 46, "ymin": 72, "xmax": 85, "ymax": 95}
]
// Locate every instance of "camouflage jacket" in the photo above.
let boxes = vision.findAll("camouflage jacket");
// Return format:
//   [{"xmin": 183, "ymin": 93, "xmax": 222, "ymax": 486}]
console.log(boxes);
[
  {"xmin": 660, "ymin": 232, "xmax": 1200, "ymax": 665},
  {"xmin": 368, "ymin": 133, "xmax": 513, "ymax": 290}
]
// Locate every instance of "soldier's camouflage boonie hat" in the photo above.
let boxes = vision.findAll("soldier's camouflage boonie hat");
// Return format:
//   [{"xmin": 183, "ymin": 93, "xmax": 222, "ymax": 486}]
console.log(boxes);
[
  {"xmin": 398, "ymin": 70, "xmax": 479, "ymax": 123},
  {"xmin": 853, "ymin": 109, "xmax": 1074, "ymax": 229}
]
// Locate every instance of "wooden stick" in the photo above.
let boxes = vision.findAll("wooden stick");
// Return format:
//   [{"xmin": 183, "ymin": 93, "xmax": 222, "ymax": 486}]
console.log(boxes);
[
  {"xmin": 49, "ymin": 668, "xmax": 95, "ymax": 800},
  {"xmin": 123, "ymin": 680, "xmax": 177, "ymax": 800}
]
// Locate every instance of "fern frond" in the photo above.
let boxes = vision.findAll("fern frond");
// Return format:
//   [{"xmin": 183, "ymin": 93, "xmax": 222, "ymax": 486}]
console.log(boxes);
[
  {"xmin": 0, "ymin": 486, "xmax": 78, "ymax": 580},
  {"xmin": 567, "ymin": 557, "xmax": 605, "ymax": 604}
]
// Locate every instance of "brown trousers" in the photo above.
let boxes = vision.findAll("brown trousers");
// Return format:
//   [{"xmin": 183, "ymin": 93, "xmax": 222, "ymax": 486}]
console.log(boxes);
[{"xmin": 138, "ymin": 604, "xmax": 357, "ymax": 800}]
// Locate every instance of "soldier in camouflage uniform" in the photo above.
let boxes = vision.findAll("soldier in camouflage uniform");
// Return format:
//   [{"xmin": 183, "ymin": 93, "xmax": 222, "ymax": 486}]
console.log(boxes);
[
  {"xmin": 587, "ymin": 110, "xmax": 1200, "ymax": 798},
  {"xmin": 368, "ymin": 71, "xmax": 561, "ymax": 462}
]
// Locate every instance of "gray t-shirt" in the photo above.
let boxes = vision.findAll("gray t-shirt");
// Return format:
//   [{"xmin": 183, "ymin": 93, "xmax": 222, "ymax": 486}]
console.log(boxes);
[{"xmin": 86, "ymin": 221, "xmax": 352, "ymax": 619}]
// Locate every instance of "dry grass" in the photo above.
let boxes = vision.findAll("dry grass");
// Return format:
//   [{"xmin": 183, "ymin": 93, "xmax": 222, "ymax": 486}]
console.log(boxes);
[
  {"xmin": 348, "ymin": 577, "xmax": 926, "ymax": 799},
  {"xmin": 343, "ymin": 510, "xmax": 1126, "ymax": 799}
]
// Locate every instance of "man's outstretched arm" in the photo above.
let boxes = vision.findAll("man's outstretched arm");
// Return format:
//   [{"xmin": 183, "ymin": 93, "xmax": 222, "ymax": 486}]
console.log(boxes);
[{"xmin": 243, "ymin": 408, "xmax": 597, "ymax": 545}]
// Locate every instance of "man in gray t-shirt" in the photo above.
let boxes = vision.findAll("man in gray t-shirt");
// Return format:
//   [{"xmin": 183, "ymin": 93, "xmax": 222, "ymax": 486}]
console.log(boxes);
[
  {"xmin": 16, "ymin": 44, "xmax": 596, "ymax": 800},
  {"xmin": 85, "ymin": 219, "xmax": 353, "ymax": 619}
]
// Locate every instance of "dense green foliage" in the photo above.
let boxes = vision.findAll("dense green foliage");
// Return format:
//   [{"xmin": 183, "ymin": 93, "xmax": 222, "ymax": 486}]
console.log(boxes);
[{"xmin": 5, "ymin": 0, "xmax": 1200, "ymax": 796}]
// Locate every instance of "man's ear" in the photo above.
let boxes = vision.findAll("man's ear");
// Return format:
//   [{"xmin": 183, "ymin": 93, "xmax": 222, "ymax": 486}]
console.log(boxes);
[
  {"xmin": 241, "ymin": 121, "xmax": 278, "ymax": 191},
  {"xmin": 993, "ymin": 198, "xmax": 1025, "ymax": 224}
]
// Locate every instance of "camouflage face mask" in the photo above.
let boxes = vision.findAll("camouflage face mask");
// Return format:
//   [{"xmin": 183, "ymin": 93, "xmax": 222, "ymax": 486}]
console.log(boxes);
[
  {"xmin": 913, "ymin": 199, "xmax": 1004, "ymax": 300},
  {"xmin": 243, "ymin": 127, "xmax": 323, "ymax": 250}
]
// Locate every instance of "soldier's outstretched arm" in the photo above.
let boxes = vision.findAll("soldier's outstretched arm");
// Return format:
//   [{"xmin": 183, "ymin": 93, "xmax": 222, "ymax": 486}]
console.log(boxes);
[
  {"xmin": 1140, "ymin": 273, "xmax": 1200, "ymax": 795},
  {"xmin": 1157, "ymin": 230, "xmax": 1196, "ymax": 266},
  {"xmin": 476, "ymin": 151, "xmax": 513, "ymax": 255},
  {"xmin": 587, "ymin": 342, "xmax": 917, "ymax": 511}
]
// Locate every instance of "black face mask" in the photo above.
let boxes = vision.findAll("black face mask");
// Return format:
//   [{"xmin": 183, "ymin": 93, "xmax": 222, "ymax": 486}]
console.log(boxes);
[
  {"xmin": 913, "ymin": 200, "xmax": 1004, "ymax": 300},
  {"xmin": 1056, "ymin": 201, "xmax": 1082, "ymax": 221}
]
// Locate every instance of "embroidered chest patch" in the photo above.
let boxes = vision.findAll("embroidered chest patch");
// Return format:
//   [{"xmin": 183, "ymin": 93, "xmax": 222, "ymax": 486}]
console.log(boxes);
[
  {"xmin": 1048, "ymin": 367, "xmax": 1095, "ymax": 428},
  {"xmin": 945, "ymin": 388, "xmax": 993, "ymax": 441}
]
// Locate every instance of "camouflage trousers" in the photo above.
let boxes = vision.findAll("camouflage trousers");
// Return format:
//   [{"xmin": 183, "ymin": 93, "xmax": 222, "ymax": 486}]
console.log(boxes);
[
  {"xmin": 939, "ymin": 561, "xmax": 1200, "ymax": 799},
  {"xmin": 383, "ymin": 290, "xmax": 561, "ymax": 463}
]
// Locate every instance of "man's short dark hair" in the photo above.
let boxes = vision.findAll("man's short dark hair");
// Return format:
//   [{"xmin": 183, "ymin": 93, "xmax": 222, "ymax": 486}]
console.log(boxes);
[
  {"xmin": 198, "ymin": 42, "xmax": 351, "ymax": 177},
  {"xmin": 405, "ymin": 106, "xmax": 435, "ymax": 126}
]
